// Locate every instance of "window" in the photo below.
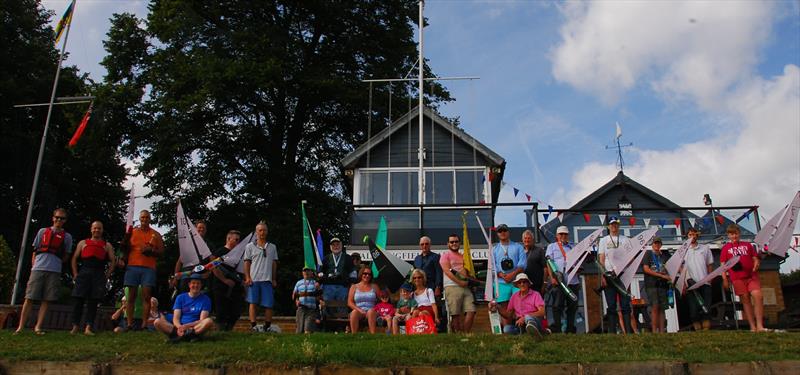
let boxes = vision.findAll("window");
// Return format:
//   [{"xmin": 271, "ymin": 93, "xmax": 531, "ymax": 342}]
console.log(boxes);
[
  {"xmin": 456, "ymin": 170, "xmax": 481, "ymax": 204},
  {"xmin": 425, "ymin": 171, "xmax": 454, "ymax": 204},
  {"xmin": 359, "ymin": 172, "xmax": 388, "ymax": 205},
  {"xmin": 390, "ymin": 172, "xmax": 418, "ymax": 205},
  {"xmin": 358, "ymin": 168, "xmax": 485, "ymax": 205}
]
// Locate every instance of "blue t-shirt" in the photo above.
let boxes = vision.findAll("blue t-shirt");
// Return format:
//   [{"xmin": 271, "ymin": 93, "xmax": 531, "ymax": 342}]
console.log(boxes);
[
  {"xmin": 492, "ymin": 241, "xmax": 526, "ymax": 284},
  {"xmin": 293, "ymin": 279, "xmax": 319, "ymax": 308},
  {"xmin": 173, "ymin": 292, "xmax": 211, "ymax": 325}
]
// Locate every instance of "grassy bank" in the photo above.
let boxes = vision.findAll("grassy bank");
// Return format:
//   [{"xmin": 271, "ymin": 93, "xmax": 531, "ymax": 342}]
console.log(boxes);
[{"xmin": 1, "ymin": 331, "xmax": 798, "ymax": 367}]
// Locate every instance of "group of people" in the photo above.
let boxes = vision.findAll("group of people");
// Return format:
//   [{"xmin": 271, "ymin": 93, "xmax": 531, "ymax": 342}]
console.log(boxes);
[{"xmin": 13, "ymin": 208, "xmax": 767, "ymax": 340}]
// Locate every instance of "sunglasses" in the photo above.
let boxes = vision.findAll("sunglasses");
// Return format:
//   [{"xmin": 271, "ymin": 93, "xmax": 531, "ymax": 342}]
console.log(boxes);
[
  {"xmin": 53, "ymin": 216, "xmax": 67, "ymax": 221},
  {"xmin": 448, "ymin": 240, "xmax": 460, "ymax": 244},
  {"xmin": 361, "ymin": 273, "xmax": 373, "ymax": 277},
  {"xmin": 412, "ymin": 276, "xmax": 423, "ymax": 279}
]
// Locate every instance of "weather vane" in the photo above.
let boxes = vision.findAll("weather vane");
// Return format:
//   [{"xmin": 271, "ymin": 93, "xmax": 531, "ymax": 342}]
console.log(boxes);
[{"xmin": 605, "ymin": 122, "xmax": 633, "ymax": 173}]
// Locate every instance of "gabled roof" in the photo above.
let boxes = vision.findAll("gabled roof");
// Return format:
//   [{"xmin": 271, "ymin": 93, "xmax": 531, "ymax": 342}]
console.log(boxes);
[
  {"xmin": 341, "ymin": 105, "xmax": 505, "ymax": 169},
  {"xmin": 568, "ymin": 171, "xmax": 683, "ymax": 210}
]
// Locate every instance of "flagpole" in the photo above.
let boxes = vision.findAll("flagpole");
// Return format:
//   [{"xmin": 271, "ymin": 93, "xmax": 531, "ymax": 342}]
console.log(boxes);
[
  {"xmin": 10, "ymin": 1, "xmax": 76, "ymax": 305},
  {"xmin": 417, "ymin": 0, "xmax": 425, "ymax": 206}
]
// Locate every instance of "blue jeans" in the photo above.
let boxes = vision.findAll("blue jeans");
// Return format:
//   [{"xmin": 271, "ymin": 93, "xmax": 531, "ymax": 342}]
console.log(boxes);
[{"xmin": 503, "ymin": 315, "xmax": 544, "ymax": 334}]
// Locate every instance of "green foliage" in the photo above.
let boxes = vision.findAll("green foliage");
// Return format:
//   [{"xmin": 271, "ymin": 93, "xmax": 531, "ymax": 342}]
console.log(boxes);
[
  {"xmin": 1, "ymin": 331, "xmax": 798, "ymax": 366},
  {"xmin": 0, "ymin": 236, "xmax": 16, "ymax": 302},
  {"xmin": 780, "ymin": 268, "xmax": 800, "ymax": 285},
  {"xmin": 100, "ymin": 1, "xmax": 452, "ymax": 313}
]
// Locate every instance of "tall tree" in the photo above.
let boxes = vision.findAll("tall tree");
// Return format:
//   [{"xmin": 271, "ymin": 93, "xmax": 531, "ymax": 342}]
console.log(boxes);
[
  {"xmin": 0, "ymin": 0, "xmax": 129, "ymax": 291},
  {"xmin": 101, "ymin": 1, "xmax": 451, "ymax": 311}
]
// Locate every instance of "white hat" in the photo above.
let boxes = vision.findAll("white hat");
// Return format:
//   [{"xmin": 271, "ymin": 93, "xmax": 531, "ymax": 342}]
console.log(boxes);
[
  {"xmin": 556, "ymin": 226, "xmax": 569, "ymax": 234},
  {"xmin": 512, "ymin": 273, "xmax": 531, "ymax": 284}
]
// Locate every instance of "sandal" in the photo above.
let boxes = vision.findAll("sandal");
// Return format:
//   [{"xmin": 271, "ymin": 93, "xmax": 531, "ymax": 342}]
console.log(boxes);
[{"xmin": 34, "ymin": 330, "xmax": 46, "ymax": 336}]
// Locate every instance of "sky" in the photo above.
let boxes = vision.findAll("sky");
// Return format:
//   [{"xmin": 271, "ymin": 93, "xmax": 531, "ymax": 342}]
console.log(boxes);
[{"xmin": 42, "ymin": 1, "xmax": 800, "ymax": 271}]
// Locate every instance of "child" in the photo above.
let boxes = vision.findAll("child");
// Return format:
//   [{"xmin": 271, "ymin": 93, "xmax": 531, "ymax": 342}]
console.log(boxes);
[
  {"xmin": 392, "ymin": 283, "xmax": 417, "ymax": 334},
  {"xmin": 292, "ymin": 267, "xmax": 322, "ymax": 333},
  {"xmin": 721, "ymin": 224, "xmax": 766, "ymax": 332},
  {"xmin": 374, "ymin": 289, "xmax": 395, "ymax": 334}
]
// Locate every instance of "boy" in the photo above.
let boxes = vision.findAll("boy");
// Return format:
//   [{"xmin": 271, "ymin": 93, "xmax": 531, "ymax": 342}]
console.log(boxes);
[
  {"xmin": 292, "ymin": 267, "xmax": 322, "ymax": 333},
  {"xmin": 642, "ymin": 237, "xmax": 671, "ymax": 333},
  {"xmin": 720, "ymin": 224, "xmax": 765, "ymax": 332},
  {"xmin": 392, "ymin": 283, "xmax": 417, "ymax": 334}
]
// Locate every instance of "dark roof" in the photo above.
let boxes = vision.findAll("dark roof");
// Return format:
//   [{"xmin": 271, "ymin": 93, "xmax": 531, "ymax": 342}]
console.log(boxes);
[
  {"xmin": 341, "ymin": 105, "xmax": 505, "ymax": 169},
  {"xmin": 569, "ymin": 171, "xmax": 683, "ymax": 210}
]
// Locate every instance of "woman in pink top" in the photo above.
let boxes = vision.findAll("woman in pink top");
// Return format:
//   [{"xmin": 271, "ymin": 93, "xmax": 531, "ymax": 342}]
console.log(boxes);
[{"xmin": 489, "ymin": 273, "xmax": 547, "ymax": 337}]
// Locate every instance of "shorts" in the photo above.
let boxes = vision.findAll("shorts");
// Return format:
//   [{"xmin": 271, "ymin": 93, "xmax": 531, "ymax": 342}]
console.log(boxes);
[
  {"xmin": 732, "ymin": 275, "xmax": 761, "ymax": 296},
  {"xmin": 247, "ymin": 281, "xmax": 274, "ymax": 308},
  {"xmin": 497, "ymin": 282, "xmax": 519, "ymax": 303},
  {"xmin": 444, "ymin": 286, "xmax": 476, "ymax": 316},
  {"xmin": 72, "ymin": 267, "xmax": 107, "ymax": 299},
  {"xmin": 124, "ymin": 266, "xmax": 157, "ymax": 288},
  {"xmin": 645, "ymin": 286, "xmax": 669, "ymax": 310},
  {"xmin": 25, "ymin": 270, "xmax": 61, "ymax": 301}
]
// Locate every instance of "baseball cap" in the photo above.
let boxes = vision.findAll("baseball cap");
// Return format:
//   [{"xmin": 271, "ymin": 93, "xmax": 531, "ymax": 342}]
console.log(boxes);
[
  {"xmin": 652, "ymin": 237, "xmax": 663, "ymax": 244},
  {"xmin": 608, "ymin": 216, "xmax": 620, "ymax": 224},
  {"xmin": 556, "ymin": 226, "xmax": 569, "ymax": 234},
  {"xmin": 329, "ymin": 237, "xmax": 341, "ymax": 244},
  {"xmin": 400, "ymin": 283, "xmax": 413, "ymax": 292},
  {"xmin": 496, "ymin": 224, "xmax": 509, "ymax": 232},
  {"xmin": 512, "ymin": 273, "xmax": 531, "ymax": 284}
]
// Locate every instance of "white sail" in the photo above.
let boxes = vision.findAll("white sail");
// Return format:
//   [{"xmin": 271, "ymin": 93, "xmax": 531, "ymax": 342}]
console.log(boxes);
[
  {"xmin": 688, "ymin": 255, "xmax": 740, "ymax": 291},
  {"xmin": 176, "ymin": 201, "xmax": 213, "ymax": 267},
  {"xmin": 753, "ymin": 206, "xmax": 786, "ymax": 251},
  {"xmin": 564, "ymin": 227, "xmax": 604, "ymax": 284},
  {"xmin": 475, "ymin": 214, "xmax": 498, "ymax": 301},
  {"xmin": 766, "ymin": 191, "xmax": 800, "ymax": 257},
  {"xmin": 675, "ymin": 265, "xmax": 689, "ymax": 296},
  {"xmin": 665, "ymin": 239, "xmax": 692, "ymax": 284},
  {"xmin": 223, "ymin": 232, "xmax": 253, "ymax": 273},
  {"xmin": 612, "ymin": 227, "xmax": 659, "ymax": 289}
]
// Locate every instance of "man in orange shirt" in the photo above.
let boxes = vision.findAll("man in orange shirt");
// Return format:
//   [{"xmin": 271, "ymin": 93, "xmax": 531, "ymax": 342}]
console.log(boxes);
[{"xmin": 122, "ymin": 210, "xmax": 164, "ymax": 330}]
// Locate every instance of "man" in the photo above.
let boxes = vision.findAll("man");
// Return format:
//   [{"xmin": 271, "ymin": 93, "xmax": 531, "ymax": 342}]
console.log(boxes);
[
  {"xmin": 439, "ymin": 234, "xmax": 476, "ymax": 332},
  {"xmin": 154, "ymin": 273, "xmax": 214, "ymax": 343},
  {"xmin": 642, "ymin": 237, "xmax": 671, "ymax": 333},
  {"xmin": 683, "ymin": 227, "xmax": 713, "ymax": 331},
  {"xmin": 318, "ymin": 237, "xmax": 352, "ymax": 315},
  {"xmin": 244, "ymin": 221, "xmax": 279, "ymax": 332},
  {"xmin": 544, "ymin": 226, "xmax": 580, "ymax": 334},
  {"xmin": 122, "ymin": 210, "xmax": 165, "ymax": 331},
  {"xmin": 70, "ymin": 221, "xmax": 116, "ymax": 335},
  {"xmin": 15, "ymin": 208, "xmax": 74, "ymax": 335},
  {"xmin": 522, "ymin": 229, "xmax": 546, "ymax": 293},
  {"xmin": 413, "ymin": 236, "xmax": 444, "ymax": 331},
  {"xmin": 597, "ymin": 216, "xmax": 633, "ymax": 334},
  {"xmin": 721, "ymin": 224, "xmax": 765, "ymax": 332},
  {"xmin": 489, "ymin": 273, "xmax": 546, "ymax": 337},
  {"xmin": 210, "ymin": 230, "xmax": 244, "ymax": 331},
  {"xmin": 492, "ymin": 224, "xmax": 527, "ymax": 327},
  {"xmin": 171, "ymin": 220, "xmax": 210, "ymax": 293}
]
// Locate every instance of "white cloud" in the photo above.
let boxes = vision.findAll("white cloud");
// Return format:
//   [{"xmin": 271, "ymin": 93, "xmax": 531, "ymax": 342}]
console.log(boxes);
[{"xmin": 551, "ymin": 1, "xmax": 774, "ymax": 107}]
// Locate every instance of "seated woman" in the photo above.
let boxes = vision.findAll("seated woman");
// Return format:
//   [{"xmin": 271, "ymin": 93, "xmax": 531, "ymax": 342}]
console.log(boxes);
[
  {"xmin": 489, "ymin": 273, "xmax": 547, "ymax": 337},
  {"xmin": 347, "ymin": 266, "xmax": 379, "ymax": 333},
  {"xmin": 411, "ymin": 269, "xmax": 440, "ymax": 325},
  {"xmin": 154, "ymin": 273, "xmax": 214, "ymax": 342}
]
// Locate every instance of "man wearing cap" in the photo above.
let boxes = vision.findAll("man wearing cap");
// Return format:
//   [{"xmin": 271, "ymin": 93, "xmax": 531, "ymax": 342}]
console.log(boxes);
[
  {"xmin": 293, "ymin": 266, "xmax": 322, "ymax": 333},
  {"xmin": 642, "ymin": 237, "xmax": 671, "ymax": 333},
  {"xmin": 319, "ymin": 237, "xmax": 352, "ymax": 315},
  {"xmin": 597, "ymin": 216, "xmax": 633, "ymax": 334},
  {"xmin": 413, "ymin": 236, "xmax": 444, "ymax": 331},
  {"xmin": 492, "ymin": 224, "xmax": 527, "ymax": 327},
  {"xmin": 489, "ymin": 273, "xmax": 546, "ymax": 337},
  {"xmin": 545, "ymin": 226, "xmax": 580, "ymax": 334},
  {"xmin": 154, "ymin": 273, "xmax": 214, "ymax": 343}
]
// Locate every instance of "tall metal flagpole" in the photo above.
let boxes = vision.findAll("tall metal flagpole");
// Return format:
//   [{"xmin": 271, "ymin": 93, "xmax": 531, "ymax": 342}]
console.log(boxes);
[
  {"xmin": 417, "ymin": 0, "xmax": 425, "ymax": 205},
  {"xmin": 10, "ymin": 1, "xmax": 76, "ymax": 305}
]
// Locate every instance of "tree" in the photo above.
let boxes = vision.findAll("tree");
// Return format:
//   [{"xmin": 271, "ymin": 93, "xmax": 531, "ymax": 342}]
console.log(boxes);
[
  {"xmin": 101, "ymin": 1, "xmax": 451, "ymax": 312},
  {"xmin": 0, "ymin": 0, "xmax": 129, "ymax": 302},
  {"xmin": 0, "ymin": 236, "xmax": 15, "ymax": 303}
]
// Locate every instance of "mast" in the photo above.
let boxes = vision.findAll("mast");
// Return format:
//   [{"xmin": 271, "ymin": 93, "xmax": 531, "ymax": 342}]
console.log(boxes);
[{"xmin": 417, "ymin": 0, "xmax": 425, "ymax": 205}]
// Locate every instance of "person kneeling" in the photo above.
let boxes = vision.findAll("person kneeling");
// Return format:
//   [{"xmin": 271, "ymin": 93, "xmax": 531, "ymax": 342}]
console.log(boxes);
[
  {"xmin": 489, "ymin": 273, "xmax": 547, "ymax": 337},
  {"xmin": 155, "ymin": 273, "xmax": 214, "ymax": 343}
]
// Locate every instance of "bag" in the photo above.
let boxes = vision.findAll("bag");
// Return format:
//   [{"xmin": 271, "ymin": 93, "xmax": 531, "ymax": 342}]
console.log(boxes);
[{"xmin": 405, "ymin": 314, "xmax": 436, "ymax": 335}]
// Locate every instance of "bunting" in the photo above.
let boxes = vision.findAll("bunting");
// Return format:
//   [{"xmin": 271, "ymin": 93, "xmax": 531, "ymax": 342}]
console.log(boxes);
[
  {"xmin": 688, "ymin": 218, "xmax": 696, "ymax": 228},
  {"xmin": 513, "ymin": 187, "xmax": 519, "ymax": 197},
  {"xmin": 643, "ymin": 218, "xmax": 651, "ymax": 227},
  {"xmin": 716, "ymin": 215, "xmax": 725, "ymax": 225},
  {"xmin": 628, "ymin": 216, "xmax": 636, "ymax": 226},
  {"xmin": 673, "ymin": 218, "xmax": 682, "ymax": 228},
  {"xmin": 583, "ymin": 213, "xmax": 591, "ymax": 223},
  {"xmin": 598, "ymin": 214, "xmax": 606, "ymax": 225}
]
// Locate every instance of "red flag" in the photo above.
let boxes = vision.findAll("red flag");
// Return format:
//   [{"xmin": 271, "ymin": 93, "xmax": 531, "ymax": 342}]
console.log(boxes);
[
  {"xmin": 68, "ymin": 104, "xmax": 92, "ymax": 148},
  {"xmin": 583, "ymin": 213, "xmax": 590, "ymax": 223},
  {"xmin": 673, "ymin": 218, "xmax": 682, "ymax": 227},
  {"xmin": 716, "ymin": 215, "xmax": 725, "ymax": 225},
  {"xmin": 525, "ymin": 193, "xmax": 531, "ymax": 202},
  {"xmin": 628, "ymin": 216, "xmax": 636, "ymax": 226}
]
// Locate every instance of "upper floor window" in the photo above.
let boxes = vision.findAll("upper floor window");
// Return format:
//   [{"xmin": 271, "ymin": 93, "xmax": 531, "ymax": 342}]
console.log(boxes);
[{"xmin": 357, "ymin": 168, "xmax": 486, "ymax": 205}]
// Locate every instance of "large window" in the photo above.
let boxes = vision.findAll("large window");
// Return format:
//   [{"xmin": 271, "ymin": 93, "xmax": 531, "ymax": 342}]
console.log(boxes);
[
  {"xmin": 359, "ymin": 172, "xmax": 388, "ymax": 205},
  {"xmin": 425, "ymin": 171, "xmax": 454, "ymax": 204},
  {"xmin": 358, "ymin": 168, "xmax": 485, "ymax": 205},
  {"xmin": 390, "ymin": 172, "xmax": 418, "ymax": 205}
]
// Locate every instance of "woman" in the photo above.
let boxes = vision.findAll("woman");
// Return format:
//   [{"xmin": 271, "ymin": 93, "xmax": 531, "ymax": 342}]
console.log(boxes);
[
  {"xmin": 347, "ymin": 266, "xmax": 379, "ymax": 333},
  {"xmin": 70, "ymin": 221, "xmax": 115, "ymax": 335},
  {"xmin": 411, "ymin": 269, "xmax": 440, "ymax": 325}
]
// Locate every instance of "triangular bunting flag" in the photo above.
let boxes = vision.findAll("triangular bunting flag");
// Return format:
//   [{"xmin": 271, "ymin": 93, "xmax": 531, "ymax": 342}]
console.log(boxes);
[
  {"xmin": 548, "ymin": 205, "xmax": 554, "ymax": 215},
  {"xmin": 658, "ymin": 218, "xmax": 667, "ymax": 227},
  {"xmin": 557, "ymin": 212, "xmax": 564, "ymax": 223},
  {"xmin": 513, "ymin": 187, "xmax": 519, "ymax": 197},
  {"xmin": 703, "ymin": 217, "xmax": 711, "ymax": 227},
  {"xmin": 643, "ymin": 218, "xmax": 651, "ymax": 227},
  {"xmin": 543, "ymin": 213, "xmax": 550, "ymax": 222},
  {"xmin": 598, "ymin": 214, "xmax": 606, "ymax": 225},
  {"xmin": 716, "ymin": 215, "xmax": 725, "ymax": 225},
  {"xmin": 688, "ymin": 218, "xmax": 696, "ymax": 228},
  {"xmin": 583, "ymin": 213, "xmax": 591, "ymax": 223},
  {"xmin": 628, "ymin": 216, "xmax": 636, "ymax": 226},
  {"xmin": 673, "ymin": 218, "xmax": 682, "ymax": 228},
  {"xmin": 525, "ymin": 194, "xmax": 531, "ymax": 202}
]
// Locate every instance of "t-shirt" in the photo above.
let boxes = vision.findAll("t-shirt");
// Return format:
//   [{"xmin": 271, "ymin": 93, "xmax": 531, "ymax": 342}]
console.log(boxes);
[
  {"xmin": 720, "ymin": 241, "xmax": 757, "ymax": 281},
  {"xmin": 643, "ymin": 250, "xmax": 670, "ymax": 288},
  {"xmin": 127, "ymin": 227, "xmax": 164, "ymax": 269},
  {"xmin": 598, "ymin": 234, "xmax": 632, "ymax": 272},
  {"xmin": 684, "ymin": 243, "xmax": 713, "ymax": 282},
  {"xmin": 524, "ymin": 246, "xmax": 546, "ymax": 290},
  {"xmin": 31, "ymin": 227, "xmax": 73, "ymax": 273},
  {"xmin": 507, "ymin": 289, "xmax": 544, "ymax": 318},
  {"xmin": 173, "ymin": 292, "xmax": 212, "ymax": 325},
  {"xmin": 244, "ymin": 241, "xmax": 278, "ymax": 282},
  {"xmin": 413, "ymin": 288, "xmax": 436, "ymax": 307},
  {"xmin": 374, "ymin": 301, "xmax": 395, "ymax": 318},
  {"xmin": 545, "ymin": 241, "xmax": 579, "ymax": 285},
  {"xmin": 293, "ymin": 279, "xmax": 319, "ymax": 308},
  {"xmin": 492, "ymin": 241, "xmax": 527, "ymax": 285},
  {"xmin": 439, "ymin": 250, "xmax": 465, "ymax": 288},
  {"xmin": 396, "ymin": 296, "xmax": 418, "ymax": 314}
]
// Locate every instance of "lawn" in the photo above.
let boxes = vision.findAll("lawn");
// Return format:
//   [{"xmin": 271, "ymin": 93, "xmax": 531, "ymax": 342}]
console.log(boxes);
[{"xmin": 0, "ymin": 331, "xmax": 798, "ymax": 367}]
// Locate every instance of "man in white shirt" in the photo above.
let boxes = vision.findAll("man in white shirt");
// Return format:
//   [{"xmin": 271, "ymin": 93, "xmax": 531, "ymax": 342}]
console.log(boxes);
[
  {"xmin": 683, "ymin": 227, "xmax": 714, "ymax": 331},
  {"xmin": 244, "ymin": 221, "xmax": 279, "ymax": 332},
  {"xmin": 597, "ymin": 217, "xmax": 633, "ymax": 334}
]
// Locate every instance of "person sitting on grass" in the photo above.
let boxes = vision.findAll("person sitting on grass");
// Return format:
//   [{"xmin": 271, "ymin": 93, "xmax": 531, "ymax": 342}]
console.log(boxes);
[
  {"xmin": 154, "ymin": 273, "xmax": 214, "ymax": 343},
  {"xmin": 489, "ymin": 273, "xmax": 547, "ymax": 337},
  {"xmin": 374, "ymin": 289, "xmax": 396, "ymax": 334},
  {"xmin": 293, "ymin": 266, "xmax": 323, "ymax": 334},
  {"xmin": 392, "ymin": 283, "xmax": 417, "ymax": 334},
  {"xmin": 347, "ymin": 266, "xmax": 379, "ymax": 333}
]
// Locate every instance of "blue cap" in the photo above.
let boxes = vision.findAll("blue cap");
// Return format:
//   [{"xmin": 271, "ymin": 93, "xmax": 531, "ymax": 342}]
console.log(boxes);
[
  {"xmin": 608, "ymin": 216, "xmax": 620, "ymax": 224},
  {"xmin": 400, "ymin": 283, "xmax": 413, "ymax": 291},
  {"xmin": 188, "ymin": 273, "xmax": 204, "ymax": 280}
]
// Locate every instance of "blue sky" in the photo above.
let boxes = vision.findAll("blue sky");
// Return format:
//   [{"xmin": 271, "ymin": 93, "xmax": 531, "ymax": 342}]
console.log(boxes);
[{"xmin": 42, "ymin": 1, "xmax": 800, "ymax": 271}]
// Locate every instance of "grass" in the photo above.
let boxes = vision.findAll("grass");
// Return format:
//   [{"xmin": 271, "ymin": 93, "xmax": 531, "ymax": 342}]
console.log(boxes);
[{"xmin": 0, "ymin": 330, "xmax": 798, "ymax": 367}]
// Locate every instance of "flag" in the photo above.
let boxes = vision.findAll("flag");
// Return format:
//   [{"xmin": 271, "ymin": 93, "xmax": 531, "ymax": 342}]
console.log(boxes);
[
  {"xmin": 315, "ymin": 229, "xmax": 324, "ymax": 271},
  {"xmin": 54, "ymin": 0, "xmax": 75, "ymax": 45},
  {"xmin": 583, "ymin": 213, "xmax": 591, "ymax": 223},
  {"xmin": 462, "ymin": 216, "xmax": 475, "ymax": 278},
  {"xmin": 673, "ymin": 218, "xmax": 682, "ymax": 228},
  {"xmin": 525, "ymin": 193, "xmax": 531, "ymax": 202},
  {"xmin": 513, "ymin": 187, "xmax": 519, "ymax": 197},
  {"xmin": 643, "ymin": 218, "xmax": 651, "ymax": 227},
  {"xmin": 598, "ymin": 214, "xmax": 606, "ymax": 225},
  {"xmin": 716, "ymin": 215, "xmax": 725, "ymax": 225},
  {"xmin": 688, "ymin": 218, "xmax": 696, "ymax": 228},
  {"xmin": 628, "ymin": 216, "xmax": 636, "ymax": 226},
  {"xmin": 301, "ymin": 202, "xmax": 316, "ymax": 270},
  {"xmin": 372, "ymin": 216, "xmax": 388, "ymax": 277},
  {"xmin": 615, "ymin": 122, "xmax": 622, "ymax": 139},
  {"xmin": 68, "ymin": 104, "xmax": 92, "ymax": 148},
  {"xmin": 543, "ymin": 213, "xmax": 550, "ymax": 222}
]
